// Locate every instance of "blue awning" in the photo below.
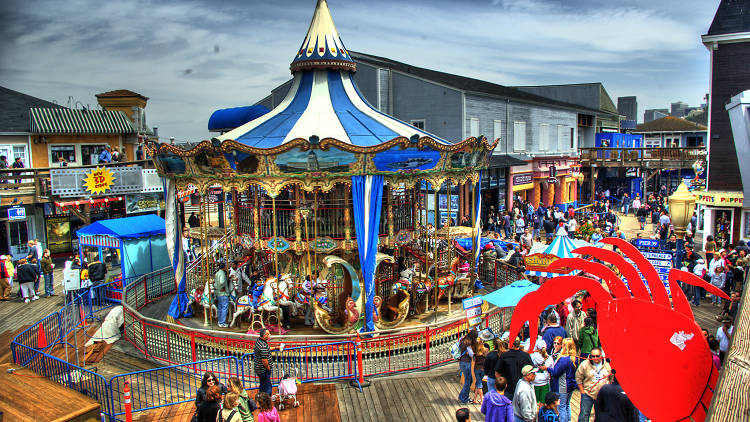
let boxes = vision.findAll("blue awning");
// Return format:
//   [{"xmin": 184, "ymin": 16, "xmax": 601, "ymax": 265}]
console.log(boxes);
[
  {"xmin": 77, "ymin": 214, "xmax": 166, "ymax": 239},
  {"xmin": 208, "ymin": 105, "xmax": 270, "ymax": 132}
]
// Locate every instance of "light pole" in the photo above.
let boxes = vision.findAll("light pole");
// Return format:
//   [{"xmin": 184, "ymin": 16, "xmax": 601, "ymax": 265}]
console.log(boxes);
[{"xmin": 668, "ymin": 182, "xmax": 696, "ymax": 269}]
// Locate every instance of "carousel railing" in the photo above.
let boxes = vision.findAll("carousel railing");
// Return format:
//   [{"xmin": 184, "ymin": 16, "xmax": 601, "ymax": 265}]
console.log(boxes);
[
  {"xmin": 185, "ymin": 231, "xmax": 232, "ymax": 294},
  {"xmin": 119, "ymin": 266, "xmax": 514, "ymax": 379},
  {"xmin": 479, "ymin": 258, "xmax": 527, "ymax": 287}
]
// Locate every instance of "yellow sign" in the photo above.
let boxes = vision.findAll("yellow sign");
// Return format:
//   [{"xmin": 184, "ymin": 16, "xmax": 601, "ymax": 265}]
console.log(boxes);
[
  {"xmin": 82, "ymin": 167, "xmax": 115, "ymax": 195},
  {"xmin": 694, "ymin": 190, "xmax": 743, "ymax": 207}
]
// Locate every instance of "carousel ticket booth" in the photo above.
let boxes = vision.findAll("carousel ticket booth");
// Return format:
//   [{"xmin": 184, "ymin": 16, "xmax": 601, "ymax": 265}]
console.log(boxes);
[{"xmin": 148, "ymin": 0, "xmax": 497, "ymax": 334}]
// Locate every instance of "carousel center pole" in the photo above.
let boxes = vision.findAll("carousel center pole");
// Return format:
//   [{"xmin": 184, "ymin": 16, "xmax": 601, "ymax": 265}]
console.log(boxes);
[
  {"xmin": 202, "ymin": 193, "xmax": 212, "ymax": 328},
  {"xmin": 470, "ymin": 179, "xmax": 477, "ymax": 294},
  {"xmin": 433, "ymin": 184, "xmax": 439, "ymax": 322},
  {"xmin": 447, "ymin": 180, "xmax": 452, "ymax": 314},
  {"xmin": 313, "ymin": 190, "xmax": 319, "ymax": 274},
  {"xmin": 271, "ymin": 193, "xmax": 281, "ymax": 332}
]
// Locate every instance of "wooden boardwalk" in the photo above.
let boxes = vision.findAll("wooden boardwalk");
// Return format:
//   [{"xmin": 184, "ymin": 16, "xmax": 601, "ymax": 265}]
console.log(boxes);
[{"xmin": 134, "ymin": 383, "xmax": 341, "ymax": 422}]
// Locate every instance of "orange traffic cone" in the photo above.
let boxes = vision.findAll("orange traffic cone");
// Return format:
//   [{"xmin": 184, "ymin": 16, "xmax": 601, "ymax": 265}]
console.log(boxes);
[
  {"xmin": 79, "ymin": 304, "xmax": 87, "ymax": 328},
  {"xmin": 37, "ymin": 323, "xmax": 47, "ymax": 349}
]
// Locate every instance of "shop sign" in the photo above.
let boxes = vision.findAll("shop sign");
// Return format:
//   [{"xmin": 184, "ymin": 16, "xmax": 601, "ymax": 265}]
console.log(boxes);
[
  {"xmin": 694, "ymin": 191, "xmax": 743, "ymax": 207},
  {"xmin": 208, "ymin": 187, "xmax": 223, "ymax": 204},
  {"xmin": 51, "ymin": 166, "xmax": 144, "ymax": 197},
  {"xmin": 462, "ymin": 295, "xmax": 484, "ymax": 326},
  {"xmin": 83, "ymin": 167, "xmax": 115, "ymax": 195},
  {"xmin": 125, "ymin": 193, "xmax": 165, "ymax": 214},
  {"xmin": 524, "ymin": 253, "xmax": 573, "ymax": 273},
  {"xmin": 46, "ymin": 216, "xmax": 71, "ymax": 254},
  {"xmin": 177, "ymin": 184, "xmax": 196, "ymax": 202},
  {"xmin": 513, "ymin": 174, "xmax": 532, "ymax": 185},
  {"xmin": 7, "ymin": 206, "xmax": 25, "ymax": 221},
  {"xmin": 547, "ymin": 177, "xmax": 557, "ymax": 184}
]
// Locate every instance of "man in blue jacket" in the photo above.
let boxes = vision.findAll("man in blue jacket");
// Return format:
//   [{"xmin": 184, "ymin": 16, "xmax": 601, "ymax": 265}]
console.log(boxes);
[{"xmin": 541, "ymin": 313, "xmax": 567, "ymax": 355}]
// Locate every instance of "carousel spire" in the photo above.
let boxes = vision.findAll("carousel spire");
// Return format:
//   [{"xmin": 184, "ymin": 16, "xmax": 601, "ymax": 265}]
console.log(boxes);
[{"xmin": 290, "ymin": 0, "xmax": 356, "ymax": 73}]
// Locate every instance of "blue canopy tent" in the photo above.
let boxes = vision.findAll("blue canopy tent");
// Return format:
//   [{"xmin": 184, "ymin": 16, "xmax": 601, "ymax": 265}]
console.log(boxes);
[{"xmin": 77, "ymin": 214, "xmax": 170, "ymax": 284}]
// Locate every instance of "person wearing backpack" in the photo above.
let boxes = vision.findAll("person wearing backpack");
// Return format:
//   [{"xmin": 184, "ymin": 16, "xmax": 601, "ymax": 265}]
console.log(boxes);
[
  {"xmin": 457, "ymin": 330, "xmax": 479, "ymax": 404},
  {"xmin": 218, "ymin": 392, "xmax": 242, "ymax": 422},
  {"xmin": 578, "ymin": 318, "xmax": 599, "ymax": 359}
]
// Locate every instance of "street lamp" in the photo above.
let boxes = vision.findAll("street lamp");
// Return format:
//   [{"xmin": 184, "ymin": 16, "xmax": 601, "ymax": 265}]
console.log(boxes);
[{"xmin": 668, "ymin": 182, "xmax": 696, "ymax": 267}]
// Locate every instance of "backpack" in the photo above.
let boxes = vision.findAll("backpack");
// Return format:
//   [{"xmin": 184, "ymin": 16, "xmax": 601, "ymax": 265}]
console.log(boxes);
[
  {"xmin": 450, "ymin": 339, "xmax": 466, "ymax": 360},
  {"xmin": 217, "ymin": 409, "xmax": 237, "ymax": 422}
]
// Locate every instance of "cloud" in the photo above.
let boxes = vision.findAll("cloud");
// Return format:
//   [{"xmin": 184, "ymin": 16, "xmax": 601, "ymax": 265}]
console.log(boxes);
[{"xmin": 0, "ymin": 0, "xmax": 720, "ymax": 141}]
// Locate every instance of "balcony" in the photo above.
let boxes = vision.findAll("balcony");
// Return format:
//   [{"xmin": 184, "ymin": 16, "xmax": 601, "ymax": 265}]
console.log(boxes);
[
  {"xmin": 578, "ymin": 147, "xmax": 706, "ymax": 168},
  {"xmin": 0, "ymin": 160, "xmax": 153, "ymax": 206}
]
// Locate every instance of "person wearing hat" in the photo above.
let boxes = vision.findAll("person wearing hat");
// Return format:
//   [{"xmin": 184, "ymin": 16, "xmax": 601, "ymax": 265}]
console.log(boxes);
[
  {"xmin": 512, "ymin": 365, "xmax": 538, "ymax": 422},
  {"xmin": 716, "ymin": 316, "xmax": 734, "ymax": 365},
  {"xmin": 214, "ymin": 262, "xmax": 230, "ymax": 328},
  {"xmin": 593, "ymin": 371, "xmax": 639, "ymax": 422},
  {"xmin": 538, "ymin": 391, "xmax": 560, "ymax": 422}
]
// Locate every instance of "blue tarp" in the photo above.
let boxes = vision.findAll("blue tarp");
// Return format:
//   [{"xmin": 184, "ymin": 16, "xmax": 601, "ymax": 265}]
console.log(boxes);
[
  {"xmin": 456, "ymin": 237, "xmax": 516, "ymax": 252},
  {"xmin": 77, "ymin": 214, "xmax": 166, "ymax": 239}
]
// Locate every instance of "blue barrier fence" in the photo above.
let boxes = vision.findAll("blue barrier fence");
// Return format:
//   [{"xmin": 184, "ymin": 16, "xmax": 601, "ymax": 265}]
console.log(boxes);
[{"xmin": 10, "ymin": 270, "xmax": 360, "ymax": 421}]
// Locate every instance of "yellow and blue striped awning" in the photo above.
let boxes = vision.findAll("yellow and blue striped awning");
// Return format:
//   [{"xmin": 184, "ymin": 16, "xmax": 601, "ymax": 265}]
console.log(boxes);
[{"xmin": 30, "ymin": 108, "xmax": 136, "ymax": 134}]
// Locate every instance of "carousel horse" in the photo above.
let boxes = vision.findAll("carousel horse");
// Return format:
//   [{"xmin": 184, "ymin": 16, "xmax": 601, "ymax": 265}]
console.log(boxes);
[
  {"xmin": 186, "ymin": 280, "xmax": 238, "ymax": 326},
  {"xmin": 229, "ymin": 274, "xmax": 295, "ymax": 328},
  {"xmin": 293, "ymin": 277, "xmax": 331, "ymax": 324}
]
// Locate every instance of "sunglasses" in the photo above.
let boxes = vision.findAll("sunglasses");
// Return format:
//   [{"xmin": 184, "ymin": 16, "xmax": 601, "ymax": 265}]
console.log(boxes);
[
  {"xmin": 207, "ymin": 379, "xmax": 216, "ymax": 382},
  {"xmin": 589, "ymin": 355, "xmax": 602, "ymax": 358}
]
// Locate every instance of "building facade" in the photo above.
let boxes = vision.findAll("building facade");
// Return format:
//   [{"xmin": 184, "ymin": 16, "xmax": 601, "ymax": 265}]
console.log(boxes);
[
  {"xmin": 698, "ymin": 0, "xmax": 750, "ymax": 246},
  {"xmin": 617, "ymin": 96, "xmax": 638, "ymax": 122}
]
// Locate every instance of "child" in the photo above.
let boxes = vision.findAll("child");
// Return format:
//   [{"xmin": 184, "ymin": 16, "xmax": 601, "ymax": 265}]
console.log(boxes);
[
  {"xmin": 710, "ymin": 266, "xmax": 726, "ymax": 305},
  {"xmin": 471, "ymin": 342, "xmax": 487, "ymax": 405},
  {"xmin": 538, "ymin": 391, "xmax": 560, "ymax": 422},
  {"xmin": 255, "ymin": 392, "xmax": 280, "ymax": 422},
  {"xmin": 250, "ymin": 277, "xmax": 265, "ymax": 310}
]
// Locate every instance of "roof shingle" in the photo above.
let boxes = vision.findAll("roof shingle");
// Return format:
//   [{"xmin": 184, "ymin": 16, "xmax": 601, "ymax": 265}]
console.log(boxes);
[
  {"xmin": 706, "ymin": 0, "xmax": 750, "ymax": 36},
  {"xmin": 635, "ymin": 115, "xmax": 707, "ymax": 133},
  {"xmin": 0, "ymin": 86, "xmax": 63, "ymax": 132}
]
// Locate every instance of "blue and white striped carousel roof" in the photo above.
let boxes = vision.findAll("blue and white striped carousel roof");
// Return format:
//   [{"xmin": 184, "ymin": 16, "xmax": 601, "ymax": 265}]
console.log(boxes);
[{"xmin": 216, "ymin": 0, "xmax": 450, "ymax": 149}]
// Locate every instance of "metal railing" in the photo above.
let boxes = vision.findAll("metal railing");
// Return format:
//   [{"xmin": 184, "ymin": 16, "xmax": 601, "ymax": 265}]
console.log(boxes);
[{"xmin": 579, "ymin": 147, "xmax": 705, "ymax": 165}]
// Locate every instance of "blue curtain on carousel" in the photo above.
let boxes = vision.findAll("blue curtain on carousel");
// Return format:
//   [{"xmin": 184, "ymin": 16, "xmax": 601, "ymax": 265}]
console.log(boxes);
[
  {"xmin": 166, "ymin": 178, "xmax": 190, "ymax": 319},
  {"xmin": 352, "ymin": 175, "xmax": 384, "ymax": 333},
  {"xmin": 473, "ymin": 172, "xmax": 484, "ymax": 289}
]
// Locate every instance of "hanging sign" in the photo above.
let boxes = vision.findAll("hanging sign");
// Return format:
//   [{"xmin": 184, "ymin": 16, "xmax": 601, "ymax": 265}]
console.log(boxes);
[
  {"xmin": 177, "ymin": 184, "xmax": 196, "ymax": 202},
  {"xmin": 463, "ymin": 295, "xmax": 484, "ymax": 326},
  {"xmin": 462, "ymin": 296, "xmax": 483, "ymax": 310},
  {"xmin": 125, "ymin": 193, "xmax": 165, "ymax": 214},
  {"xmin": 83, "ymin": 167, "xmax": 115, "ymax": 195},
  {"xmin": 633, "ymin": 238, "xmax": 660, "ymax": 249}
]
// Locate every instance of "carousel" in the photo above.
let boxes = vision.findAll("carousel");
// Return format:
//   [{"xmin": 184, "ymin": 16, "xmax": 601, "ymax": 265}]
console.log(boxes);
[{"xmin": 148, "ymin": 0, "xmax": 497, "ymax": 335}]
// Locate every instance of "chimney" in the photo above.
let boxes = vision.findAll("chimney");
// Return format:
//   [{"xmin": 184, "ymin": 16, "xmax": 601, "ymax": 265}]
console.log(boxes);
[{"xmin": 152, "ymin": 127, "xmax": 159, "ymax": 139}]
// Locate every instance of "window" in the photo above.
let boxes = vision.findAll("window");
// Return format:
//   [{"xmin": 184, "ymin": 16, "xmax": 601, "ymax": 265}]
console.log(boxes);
[
  {"xmin": 50, "ymin": 145, "xmax": 76, "ymax": 166},
  {"xmin": 570, "ymin": 128, "xmax": 575, "ymax": 149},
  {"xmin": 513, "ymin": 122, "xmax": 526, "ymax": 151},
  {"xmin": 81, "ymin": 144, "xmax": 108, "ymax": 165},
  {"xmin": 493, "ymin": 120, "xmax": 502, "ymax": 142},
  {"xmin": 539, "ymin": 124, "xmax": 549, "ymax": 151},
  {"xmin": 557, "ymin": 125, "xmax": 565, "ymax": 151},
  {"xmin": 410, "ymin": 119, "xmax": 425, "ymax": 130},
  {"xmin": 0, "ymin": 145, "xmax": 29, "ymax": 168},
  {"xmin": 469, "ymin": 118, "xmax": 479, "ymax": 138},
  {"xmin": 9, "ymin": 220, "xmax": 28, "ymax": 248},
  {"xmin": 644, "ymin": 137, "xmax": 660, "ymax": 148}
]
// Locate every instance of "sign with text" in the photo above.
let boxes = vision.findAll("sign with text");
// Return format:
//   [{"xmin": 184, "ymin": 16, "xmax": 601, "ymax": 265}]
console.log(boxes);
[
  {"xmin": 625, "ymin": 248, "xmax": 674, "ymax": 296},
  {"xmin": 513, "ymin": 174, "xmax": 532, "ymax": 185},
  {"xmin": 7, "ymin": 206, "xmax": 25, "ymax": 221},
  {"xmin": 51, "ymin": 166, "xmax": 145, "ymax": 197},
  {"xmin": 125, "ymin": 193, "xmax": 165, "ymax": 214},
  {"xmin": 633, "ymin": 238, "xmax": 660, "ymax": 249},
  {"xmin": 462, "ymin": 296, "xmax": 483, "ymax": 310}
]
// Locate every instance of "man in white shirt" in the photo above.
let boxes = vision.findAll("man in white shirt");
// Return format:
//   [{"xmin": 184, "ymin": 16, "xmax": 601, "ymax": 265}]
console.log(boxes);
[{"xmin": 716, "ymin": 316, "xmax": 734, "ymax": 365}]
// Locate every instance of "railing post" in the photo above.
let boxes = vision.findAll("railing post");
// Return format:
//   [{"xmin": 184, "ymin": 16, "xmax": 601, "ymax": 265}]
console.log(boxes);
[
  {"xmin": 425, "ymin": 326, "xmax": 431, "ymax": 369},
  {"xmin": 349, "ymin": 333, "xmax": 369, "ymax": 389}
]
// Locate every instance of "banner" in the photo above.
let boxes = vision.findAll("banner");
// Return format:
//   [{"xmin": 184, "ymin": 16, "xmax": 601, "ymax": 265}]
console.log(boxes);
[
  {"xmin": 125, "ymin": 193, "xmax": 165, "ymax": 214},
  {"xmin": 46, "ymin": 216, "xmax": 71, "ymax": 253}
]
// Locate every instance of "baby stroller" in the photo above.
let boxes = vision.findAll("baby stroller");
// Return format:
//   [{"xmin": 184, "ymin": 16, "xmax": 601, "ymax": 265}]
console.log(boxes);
[{"xmin": 275, "ymin": 369, "xmax": 300, "ymax": 410}]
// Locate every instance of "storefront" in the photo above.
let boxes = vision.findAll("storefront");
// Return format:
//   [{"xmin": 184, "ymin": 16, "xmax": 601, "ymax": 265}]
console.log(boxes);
[
  {"xmin": 46, "ymin": 198, "xmax": 126, "ymax": 256},
  {"xmin": 531, "ymin": 157, "xmax": 580, "ymax": 210},
  {"xmin": 695, "ymin": 190, "xmax": 745, "ymax": 247}
]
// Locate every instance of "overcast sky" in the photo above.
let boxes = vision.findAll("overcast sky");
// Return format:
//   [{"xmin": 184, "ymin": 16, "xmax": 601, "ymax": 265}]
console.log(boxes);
[{"xmin": 0, "ymin": 0, "xmax": 720, "ymax": 142}]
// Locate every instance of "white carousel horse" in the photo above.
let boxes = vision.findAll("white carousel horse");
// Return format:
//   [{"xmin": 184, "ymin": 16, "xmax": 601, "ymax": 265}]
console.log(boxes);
[
  {"xmin": 186, "ymin": 280, "xmax": 238, "ymax": 326},
  {"xmin": 229, "ymin": 274, "xmax": 295, "ymax": 328}
]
